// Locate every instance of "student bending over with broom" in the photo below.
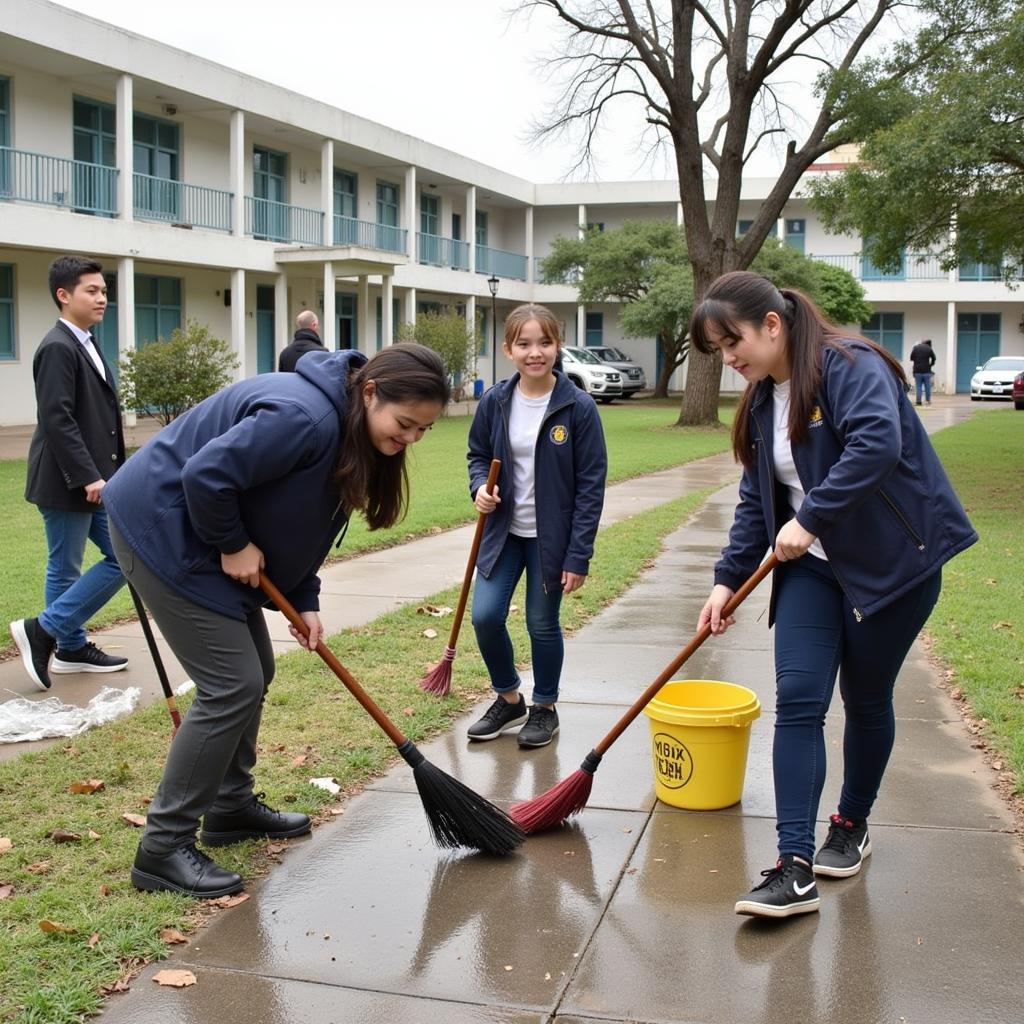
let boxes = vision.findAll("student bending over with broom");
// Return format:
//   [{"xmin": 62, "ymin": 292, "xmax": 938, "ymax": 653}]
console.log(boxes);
[
  {"xmin": 466, "ymin": 303, "xmax": 607, "ymax": 749},
  {"xmin": 692, "ymin": 272, "xmax": 976, "ymax": 920},
  {"xmin": 102, "ymin": 344, "xmax": 449, "ymax": 898}
]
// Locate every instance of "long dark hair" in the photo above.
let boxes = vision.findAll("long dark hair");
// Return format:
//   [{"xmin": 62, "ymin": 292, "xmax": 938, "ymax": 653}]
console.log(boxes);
[
  {"xmin": 689, "ymin": 271, "xmax": 908, "ymax": 468},
  {"xmin": 336, "ymin": 343, "xmax": 450, "ymax": 529}
]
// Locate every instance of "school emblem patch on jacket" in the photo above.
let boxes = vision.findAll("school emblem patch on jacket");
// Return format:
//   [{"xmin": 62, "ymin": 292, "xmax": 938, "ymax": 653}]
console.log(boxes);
[
  {"xmin": 549, "ymin": 424, "xmax": 569, "ymax": 445},
  {"xmin": 808, "ymin": 406, "xmax": 823, "ymax": 428}
]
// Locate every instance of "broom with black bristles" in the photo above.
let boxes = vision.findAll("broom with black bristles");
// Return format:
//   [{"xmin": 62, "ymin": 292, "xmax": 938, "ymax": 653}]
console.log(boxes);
[
  {"xmin": 509, "ymin": 554, "xmax": 778, "ymax": 834},
  {"xmin": 260, "ymin": 571, "xmax": 524, "ymax": 856},
  {"xmin": 419, "ymin": 458, "xmax": 502, "ymax": 697}
]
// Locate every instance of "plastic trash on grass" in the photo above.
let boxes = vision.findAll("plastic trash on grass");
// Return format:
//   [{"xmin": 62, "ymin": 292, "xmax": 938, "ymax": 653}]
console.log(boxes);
[{"xmin": 0, "ymin": 686, "xmax": 141, "ymax": 743}]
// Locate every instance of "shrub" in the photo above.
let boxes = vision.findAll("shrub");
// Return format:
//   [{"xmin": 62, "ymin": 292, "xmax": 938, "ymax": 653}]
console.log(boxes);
[
  {"xmin": 118, "ymin": 319, "xmax": 239, "ymax": 424},
  {"xmin": 397, "ymin": 311, "xmax": 482, "ymax": 400}
]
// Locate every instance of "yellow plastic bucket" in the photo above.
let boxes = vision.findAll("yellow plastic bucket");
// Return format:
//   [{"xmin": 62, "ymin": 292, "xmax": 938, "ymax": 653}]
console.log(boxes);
[{"xmin": 643, "ymin": 680, "xmax": 761, "ymax": 810}]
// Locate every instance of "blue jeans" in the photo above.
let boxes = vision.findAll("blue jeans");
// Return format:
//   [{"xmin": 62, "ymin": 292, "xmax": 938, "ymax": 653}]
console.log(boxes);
[
  {"xmin": 914, "ymin": 372, "xmax": 933, "ymax": 404},
  {"xmin": 471, "ymin": 534, "xmax": 564, "ymax": 705},
  {"xmin": 37, "ymin": 505, "xmax": 125, "ymax": 651},
  {"xmin": 772, "ymin": 555, "xmax": 941, "ymax": 862}
]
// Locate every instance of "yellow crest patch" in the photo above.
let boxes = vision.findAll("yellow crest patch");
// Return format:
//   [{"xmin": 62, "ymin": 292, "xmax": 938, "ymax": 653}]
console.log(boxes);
[
  {"xmin": 809, "ymin": 406, "xmax": 823, "ymax": 426},
  {"xmin": 549, "ymin": 424, "xmax": 569, "ymax": 445}
]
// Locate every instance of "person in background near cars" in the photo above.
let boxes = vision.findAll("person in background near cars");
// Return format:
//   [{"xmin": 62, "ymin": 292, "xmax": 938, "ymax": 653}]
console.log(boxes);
[
  {"xmin": 692, "ymin": 272, "xmax": 976, "ymax": 920},
  {"xmin": 466, "ymin": 304, "xmax": 607, "ymax": 749},
  {"xmin": 102, "ymin": 343, "xmax": 449, "ymax": 898},
  {"xmin": 278, "ymin": 309, "xmax": 325, "ymax": 372},
  {"xmin": 909, "ymin": 338, "xmax": 936, "ymax": 406},
  {"xmin": 10, "ymin": 255, "xmax": 128, "ymax": 692}
]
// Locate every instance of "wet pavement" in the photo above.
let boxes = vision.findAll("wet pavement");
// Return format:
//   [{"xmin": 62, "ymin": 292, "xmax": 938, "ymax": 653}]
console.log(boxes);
[{"xmin": 7, "ymin": 396, "xmax": 1018, "ymax": 1024}]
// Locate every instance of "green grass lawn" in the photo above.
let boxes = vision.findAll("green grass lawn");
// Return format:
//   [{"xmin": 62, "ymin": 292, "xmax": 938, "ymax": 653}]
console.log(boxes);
[
  {"xmin": 0, "ymin": 489, "xmax": 711, "ymax": 1024},
  {"xmin": 926, "ymin": 406, "xmax": 1024, "ymax": 791},
  {"xmin": 0, "ymin": 400, "xmax": 735, "ymax": 658}
]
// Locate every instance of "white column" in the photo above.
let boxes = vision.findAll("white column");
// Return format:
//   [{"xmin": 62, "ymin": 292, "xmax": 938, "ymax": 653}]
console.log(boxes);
[
  {"xmin": 231, "ymin": 267, "xmax": 246, "ymax": 378},
  {"xmin": 524, "ymin": 206, "xmax": 534, "ymax": 284},
  {"xmin": 115, "ymin": 75, "xmax": 133, "ymax": 222},
  {"xmin": 676, "ymin": 202, "xmax": 683, "ymax": 227},
  {"xmin": 322, "ymin": 263, "xmax": 336, "ymax": 350},
  {"xmin": 117, "ymin": 257, "xmax": 136, "ymax": 426},
  {"xmin": 578, "ymin": 204, "xmax": 587, "ymax": 238},
  {"xmin": 405, "ymin": 287, "xmax": 417, "ymax": 327},
  {"xmin": 777, "ymin": 217, "xmax": 785, "ymax": 240},
  {"xmin": 466, "ymin": 185, "xmax": 477, "ymax": 274},
  {"xmin": 382, "ymin": 274, "xmax": 394, "ymax": 347},
  {"xmin": 230, "ymin": 110, "xmax": 245, "ymax": 237},
  {"xmin": 576, "ymin": 303, "xmax": 586, "ymax": 347},
  {"xmin": 321, "ymin": 139, "xmax": 334, "ymax": 247},
  {"xmin": 358, "ymin": 275, "xmax": 371, "ymax": 353},
  {"xmin": 405, "ymin": 165, "xmax": 417, "ymax": 259},
  {"xmin": 465, "ymin": 293, "xmax": 477, "ymax": 381},
  {"xmin": 275, "ymin": 273, "xmax": 289, "ymax": 361},
  {"xmin": 945, "ymin": 300, "xmax": 957, "ymax": 394}
]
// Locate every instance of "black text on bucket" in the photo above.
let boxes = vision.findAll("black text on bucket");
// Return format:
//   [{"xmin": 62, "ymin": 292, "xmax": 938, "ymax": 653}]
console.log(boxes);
[{"xmin": 653, "ymin": 733, "xmax": 693, "ymax": 789}]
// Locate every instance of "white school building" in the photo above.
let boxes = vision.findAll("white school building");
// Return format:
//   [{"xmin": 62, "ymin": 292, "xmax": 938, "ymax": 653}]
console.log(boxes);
[{"xmin": 2, "ymin": 0, "xmax": 1022, "ymax": 426}]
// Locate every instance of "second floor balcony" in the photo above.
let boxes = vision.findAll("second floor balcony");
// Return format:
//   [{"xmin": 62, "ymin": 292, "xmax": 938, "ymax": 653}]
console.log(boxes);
[
  {"xmin": 133, "ymin": 173, "xmax": 233, "ymax": 232},
  {"xmin": 418, "ymin": 233, "xmax": 470, "ymax": 270},
  {"xmin": 334, "ymin": 214, "xmax": 408, "ymax": 254},
  {"xmin": 476, "ymin": 244, "xmax": 528, "ymax": 281},
  {"xmin": 0, "ymin": 146, "xmax": 118, "ymax": 216},
  {"xmin": 246, "ymin": 196, "xmax": 324, "ymax": 245}
]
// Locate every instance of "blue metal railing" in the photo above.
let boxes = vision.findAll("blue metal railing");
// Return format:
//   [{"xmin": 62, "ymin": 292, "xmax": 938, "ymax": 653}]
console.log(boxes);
[
  {"xmin": 476, "ymin": 244, "xmax": 528, "ymax": 280},
  {"xmin": 0, "ymin": 146, "xmax": 118, "ymax": 216},
  {"xmin": 810, "ymin": 252, "xmax": 947, "ymax": 282},
  {"xmin": 417, "ymin": 232, "xmax": 470, "ymax": 270},
  {"xmin": 333, "ymin": 214, "xmax": 408, "ymax": 253},
  {"xmin": 534, "ymin": 257, "xmax": 580, "ymax": 285},
  {"xmin": 133, "ymin": 173, "xmax": 233, "ymax": 232},
  {"xmin": 245, "ymin": 196, "xmax": 324, "ymax": 245}
]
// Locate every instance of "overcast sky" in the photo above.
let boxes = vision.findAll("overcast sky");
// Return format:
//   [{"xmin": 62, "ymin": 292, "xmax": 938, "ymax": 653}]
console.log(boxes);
[{"xmin": 51, "ymin": 0, "xmax": 693, "ymax": 183}]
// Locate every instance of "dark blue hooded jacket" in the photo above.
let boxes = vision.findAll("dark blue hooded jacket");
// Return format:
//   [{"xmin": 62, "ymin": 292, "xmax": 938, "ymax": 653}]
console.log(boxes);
[
  {"xmin": 104, "ymin": 349, "xmax": 367, "ymax": 620},
  {"xmin": 468, "ymin": 371, "xmax": 607, "ymax": 589},
  {"xmin": 715, "ymin": 340, "xmax": 977, "ymax": 620}
]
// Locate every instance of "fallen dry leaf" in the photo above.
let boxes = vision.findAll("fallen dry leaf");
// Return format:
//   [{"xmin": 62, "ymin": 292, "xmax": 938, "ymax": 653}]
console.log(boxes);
[
  {"xmin": 0, "ymin": 883, "xmax": 13, "ymax": 900},
  {"xmin": 152, "ymin": 969, "xmax": 197, "ymax": 988},
  {"xmin": 87, "ymin": 932, "xmax": 100, "ymax": 948},
  {"xmin": 87, "ymin": 829, "xmax": 101, "ymax": 840},
  {"xmin": 159, "ymin": 927, "xmax": 188, "ymax": 945},
  {"xmin": 121, "ymin": 813, "xmax": 147, "ymax": 827},
  {"xmin": 101, "ymin": 978, "xmax": 130, "ymax": 995},
  {"xmin": 422, "ymin": 628, "xmax": 438, "ymax": 639},
  {"xmin": 402, "ymin": 706, "xmax": 415, "ymax": 717},
  {"xmin": 99, "ymin": 884, "xmax": 110, "ymax": 896},
  {"xmin": 211, "ymin": 892, "xmax": 249, "ymax": 908},
  {"xmin": 26, "ymin": 860, "xmax": 51, "ymax": 874},
  {"xmin": 0, "ymin": 838, "xmax": 12, "ymax": 854},
  {"xmin": 40, "ymin": 919, "xmax": 77, "ymax": 934},
  {"xmin": 329, "ymin": 808, "xmax": 345, "ymax": 817},
  {"xmin": 992, "ymin": 621, "xmax": 1013, "ymax": 630},
  {"xmin": 265, "ymin": 843, "xmax": 287, "ymax": 856},
  {"xmin": 416, "ymin": 604, "xmax": 453, "ymax": 617},
  {"xmin": 69, "ymin": 779, "xmax": 105, "ymax": 795},
  {"xmin": 504, "ymin": 964, "xmax": 514, "ymax": 971},
  {"xmin": 49, "ymin": 828, "xmax": 82, "ymax": 843},
  {"xmin": 290, "ymin": 754, "xmax": 309, "ymax": 768}
]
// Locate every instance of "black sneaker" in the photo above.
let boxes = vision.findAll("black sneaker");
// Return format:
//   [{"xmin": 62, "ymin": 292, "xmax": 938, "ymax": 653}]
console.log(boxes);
[
  {"xmin": 10, "ymin": 618, "xmax": 56, "ymax": 691},
  {"xmin": 200, "ymin": 792, "xmax": 312, "ymax": 847},
  {"xmin": 813, "ymin": 813, "xmax": 871, "ymax": 878},
  {"xmin": 467, "ymin": 694, "xmax": 528, "ymax": 741},
  {"xmin": 734, "ymin": 854, "xmax": 820, "ymax": 918},
  {"xmin": 51, "ymin": 641, "xmax": 128, "ymax": 674},
  {"xmin": 517, "ymin": 705, "xmax": 560, "ymax": 748}
]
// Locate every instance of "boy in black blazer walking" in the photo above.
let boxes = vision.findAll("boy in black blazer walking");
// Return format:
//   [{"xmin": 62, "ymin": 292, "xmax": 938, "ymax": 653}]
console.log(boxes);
[{"xmin": 10, "ymin": 255, "xmax": 129, "ymax": 690}]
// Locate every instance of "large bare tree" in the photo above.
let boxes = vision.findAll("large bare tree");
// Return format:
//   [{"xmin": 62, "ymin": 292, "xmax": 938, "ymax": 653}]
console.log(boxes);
[{"xmin": 522, "ymin": 0, "xmax": 992, "ymax": 425}]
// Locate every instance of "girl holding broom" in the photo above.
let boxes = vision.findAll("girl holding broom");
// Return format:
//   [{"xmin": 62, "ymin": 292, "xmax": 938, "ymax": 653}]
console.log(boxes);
[
  {"xmin": 466, "ymin": 304, "xmax": 607, "ymax": 749},
  {"xmin": 692, "ymin": 271, "xmax": 976, "ymax": 920},
  {"xmin": 102, "ymin": 344, "xmax": 449, "ymax": 898}
]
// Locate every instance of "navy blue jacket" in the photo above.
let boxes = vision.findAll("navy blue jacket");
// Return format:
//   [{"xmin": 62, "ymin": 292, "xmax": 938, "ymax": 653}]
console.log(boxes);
[
  {"xmin": 715, "ymin": 341, "xmax": 977, "ymax": 620},
  {"xmin": 104, "ymin": 350, "xmax": 367, "ymax": 620},
  {"xmin": 468, "ymin": 372, "xmax": 607, "ymax": 589}
]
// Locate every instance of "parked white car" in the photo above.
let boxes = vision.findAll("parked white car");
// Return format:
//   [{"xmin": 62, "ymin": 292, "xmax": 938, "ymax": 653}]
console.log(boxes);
[
  {"xmin": 970, "ymin": 356, "xmax": 1024, "ymax": 401},
  {"xmin": 560, "ymin": 346, "xmax": 623, "ymax": 403},
  {"xmin": 587, "ymin": 345, "xmax": 647, "ymax": 396}
]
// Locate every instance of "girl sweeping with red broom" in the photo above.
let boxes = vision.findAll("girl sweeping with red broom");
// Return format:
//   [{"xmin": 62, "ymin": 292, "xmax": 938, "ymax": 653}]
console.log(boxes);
[{"xmin": 465, "ymin": 304, "xmax": 607, "ymax": 749}]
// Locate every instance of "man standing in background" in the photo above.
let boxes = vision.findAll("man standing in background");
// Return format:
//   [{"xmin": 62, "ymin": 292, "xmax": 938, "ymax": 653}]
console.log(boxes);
[
  {"xmin": 909, "ymin": 338, "xmax": 936, "ymax": 406},
  {"xmin": 278, "ymin": 309, "xmax": 325, "ymax": 372}
]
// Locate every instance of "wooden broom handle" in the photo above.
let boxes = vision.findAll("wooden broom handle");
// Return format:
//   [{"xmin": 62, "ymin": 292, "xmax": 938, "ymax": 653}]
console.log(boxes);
[
  {"xmin": 595, "ymin": 554, "xmax": 778, "ymax": 755},
  {"xmin": 444, "ymin": 458, "xmax": 501, "ymax": 647},
  {"xmin": 259, "ymin": 571, "xmax": 407, "ymax": 747}
]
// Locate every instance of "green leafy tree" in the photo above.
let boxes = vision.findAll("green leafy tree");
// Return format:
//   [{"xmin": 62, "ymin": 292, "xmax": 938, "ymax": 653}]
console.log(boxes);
[
  {"xmin": 397, "ymin": 311, "xmax": 482, "ymax": 400},
  {"xmin": 521, "ymin": 0, "xmax": 998, "ymax": 423},
  {"xmin": 808, "ymin": 6, "xmax": 1024, "ymax": 277},
  {"xmin": 118, "ymin": 319, "xmax": 238, "ymax": 425}
]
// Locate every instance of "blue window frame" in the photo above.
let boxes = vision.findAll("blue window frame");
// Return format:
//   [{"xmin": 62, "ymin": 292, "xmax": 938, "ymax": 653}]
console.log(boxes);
[
  {"xmin": 135, "ymin": 275, "xmax": 182, "ymax": 345},
  {"xmin": 256, "ymin": 284, "xmax": 275, "ymax": 374},
  {"xmin": 0, "ymin": 263, "xmax": 15, "ymax": 360},
  {"xmin": 785, "ymin": 219, "xmax": 806, "ymax": 253},
  {"xmin": 336, "ymin": 291, "xmax": 357, "ymax": 350},
  {"xmin": 133, "ymin": 113, "xmax": 180, "ymax": 218},
  {"xmin": 333, "ymin": 170, "xmax": 357, "ymax": 217},
  {"xmin": 253, "ymin": 146, "xmax": 288, "ymax": 241},
  {"xmin": 451, "ymin": 212, "xmax": 462, "ymax": 241},
  {"xmin": 861, "ymin": 238, "xmax": 905, "ymax": 280},
  {"xmin": 475, "ymin": 210, "xmax": 488, "ymax": 247},
  {"xmin": 737, "ymin": 219, "xmax": 754, "ymax": 236},
  {"xmin": 376, "ymin": 181, "xmax": 400, "ymax": 250},
  {"xmin": 72, "ymin": 96, "xmax": 116, "ymax": 215},
  {"xmin": 861, "ymin": 312, "xmax": 904, "ymax": 359},
  {"xmin": 959, "ymin": 259, "xmax": 1002, "ymax": 281},
  {"xmin": 585, "ymin": 311, "xmax": 603, "ymax": 347},
  {"xmin": 420, "ymin": 193, "xmax": 441, "ymax": 265}
]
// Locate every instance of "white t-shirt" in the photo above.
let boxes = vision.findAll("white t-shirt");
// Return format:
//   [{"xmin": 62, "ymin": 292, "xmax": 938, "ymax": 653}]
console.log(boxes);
[
  {"xmin": 508, "ymin": 386, "xmax": 551, "ymax": 537},
  {"xmin": 772, "ymin": 379, "xmax": 827, "ymax": 561}
]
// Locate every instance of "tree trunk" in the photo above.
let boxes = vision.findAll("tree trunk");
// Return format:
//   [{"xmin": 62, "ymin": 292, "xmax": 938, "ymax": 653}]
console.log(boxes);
[
  {"xmin": 675, "ymin": 348, "xmax": 722, "ymax": 426},
  {"xmin": 654, "ymin": 357, "xmax": 674, "ymax": 398}
]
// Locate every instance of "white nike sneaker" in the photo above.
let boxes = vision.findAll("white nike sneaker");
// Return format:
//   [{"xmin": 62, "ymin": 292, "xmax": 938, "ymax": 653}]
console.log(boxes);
[{"xmin": 735, "ymin": 855, "xmax": 820, "ymax": 918}]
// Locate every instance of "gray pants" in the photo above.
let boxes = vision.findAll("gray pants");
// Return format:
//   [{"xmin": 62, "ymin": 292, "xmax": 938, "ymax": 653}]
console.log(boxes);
[{"xmin": 111, "ymin": 524, "xmax": 275, "ymax": 853}]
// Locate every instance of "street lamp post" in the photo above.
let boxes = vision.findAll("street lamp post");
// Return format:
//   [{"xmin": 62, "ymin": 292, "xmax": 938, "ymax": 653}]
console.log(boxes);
[{"xmin": 487, "ymin": 274, "xmax": 499, "ymax": 386}]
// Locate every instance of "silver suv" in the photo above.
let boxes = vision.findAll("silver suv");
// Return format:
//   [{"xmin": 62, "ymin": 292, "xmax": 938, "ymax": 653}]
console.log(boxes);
[
  {"xmin": 588, "ymin": 346, "xmax": 647, "ymax": 397},
  {"xmin": 561, "ymin": 346, "xmax": 623, "ymax": 403}
]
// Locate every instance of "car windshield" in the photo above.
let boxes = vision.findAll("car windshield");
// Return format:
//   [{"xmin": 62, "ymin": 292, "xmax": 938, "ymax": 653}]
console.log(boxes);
[
  {"xmin": 981, "ymin": 357, "xmax": 1024, "ymax": 371},
  {"xmin": 607, "ymin": 347, "xmax": 629, "ymax": 360},
  {"xmin": 590, "ymin": 348, "xmax": 615, "ymax": 360},
  {"xmin": 566, "ymin": 347, "xmax": 602, "ymax": 364}
]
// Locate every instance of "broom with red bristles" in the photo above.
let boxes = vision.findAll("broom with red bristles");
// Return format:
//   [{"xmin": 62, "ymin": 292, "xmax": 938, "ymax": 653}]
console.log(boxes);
[
  {"xmin": 419, "ymin": 458, "xmax": 502, "ymax": 697},
  {"xmin": 509, "ymin": 554, "xmax": 778, "ymax": 834}
]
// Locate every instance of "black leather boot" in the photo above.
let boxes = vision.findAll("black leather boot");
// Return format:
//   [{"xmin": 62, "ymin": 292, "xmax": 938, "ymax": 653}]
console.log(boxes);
[
  {"xmin": 132, "ymin": 842, "xmax": 244, "ymax": 898},
  {"xmin": 200, "ymin": 792, "xmax": 312, "ymax": 847}
]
